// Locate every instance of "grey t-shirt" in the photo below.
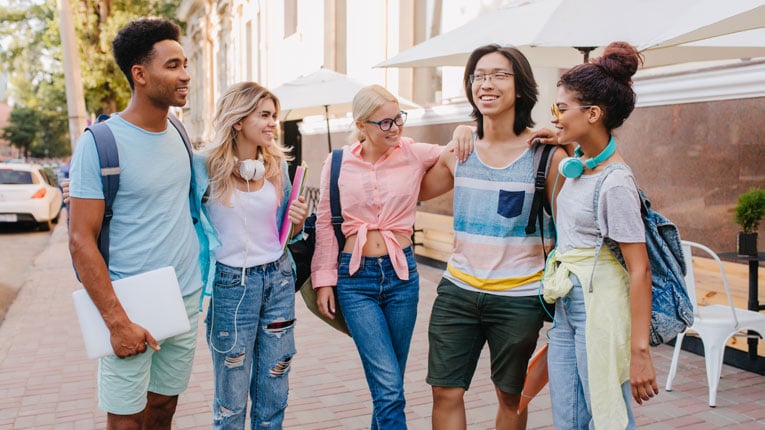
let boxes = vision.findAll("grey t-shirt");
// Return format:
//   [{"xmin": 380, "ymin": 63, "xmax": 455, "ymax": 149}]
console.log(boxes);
[{"xmin": 555, "ymin": 167, "xmax": 644, "ymax": 254}]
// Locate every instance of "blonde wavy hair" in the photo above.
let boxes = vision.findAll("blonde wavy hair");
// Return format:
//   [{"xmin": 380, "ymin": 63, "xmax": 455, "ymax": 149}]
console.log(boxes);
[
  {"xmin": 347, "ymin": 84, "xmax": 399, "ymax": 144},
  {"xmin": 205, "ymin": 82, "xmax": 292, "ymax": 206}
]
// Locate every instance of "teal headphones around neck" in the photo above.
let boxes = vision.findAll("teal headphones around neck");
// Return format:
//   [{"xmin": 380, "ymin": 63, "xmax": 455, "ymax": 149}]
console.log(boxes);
[{"xmin": 558, "ymin": 136, "xmax": 617, "ymax": 178}]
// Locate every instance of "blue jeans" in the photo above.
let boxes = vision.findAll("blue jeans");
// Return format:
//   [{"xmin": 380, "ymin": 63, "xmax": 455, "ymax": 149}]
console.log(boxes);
[
  {"xmin": 205, "ymin": 253, "xmax": 296, "ymax": 429},
  {"xmin": 336, "ymin": 246, "xmax": 419, "ymax": 430},
  {"xmin": 547, "ymin": 274, "xmax": 635, "ymax": 430}
]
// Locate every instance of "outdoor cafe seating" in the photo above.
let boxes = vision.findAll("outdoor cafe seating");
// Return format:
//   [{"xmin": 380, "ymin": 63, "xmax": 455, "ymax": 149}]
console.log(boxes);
[{"xmin": 665, "ymin": 241, "xmax": 765, "ymax": 407}]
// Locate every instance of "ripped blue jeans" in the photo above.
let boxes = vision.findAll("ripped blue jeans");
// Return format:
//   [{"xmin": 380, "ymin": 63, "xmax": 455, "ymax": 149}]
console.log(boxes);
[{"xmin": 205, "ymin": 252, "xmax": 296, "ymax": 429}]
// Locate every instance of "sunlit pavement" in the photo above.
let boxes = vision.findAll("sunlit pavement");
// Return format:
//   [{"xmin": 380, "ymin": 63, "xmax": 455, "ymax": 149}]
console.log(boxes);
[{"xmin": 1, "ymin": 222, "xmax": 764, "ymax": 429}]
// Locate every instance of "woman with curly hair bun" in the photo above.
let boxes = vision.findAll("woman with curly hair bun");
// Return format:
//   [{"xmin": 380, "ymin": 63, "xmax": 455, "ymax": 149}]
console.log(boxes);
[{"xmin": 542, "ymin": 42, "xmax": 659, "ymax": 429}]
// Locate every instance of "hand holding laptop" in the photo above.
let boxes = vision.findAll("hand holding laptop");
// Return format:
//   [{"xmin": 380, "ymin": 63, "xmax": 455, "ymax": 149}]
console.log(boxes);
[
  {"xmin": 72, "ymin": 266, "xmax": 190, "ymax": 359},
  {"xmin": 109, "ymin": 318, "xmax": 160, "ymax": 358}
]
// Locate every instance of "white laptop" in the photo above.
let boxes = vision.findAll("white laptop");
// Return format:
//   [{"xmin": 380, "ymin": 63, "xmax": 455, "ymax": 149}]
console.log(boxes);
[{"xmin": 72, "ymin": 266, "xmax": 190, "ymax": 359}]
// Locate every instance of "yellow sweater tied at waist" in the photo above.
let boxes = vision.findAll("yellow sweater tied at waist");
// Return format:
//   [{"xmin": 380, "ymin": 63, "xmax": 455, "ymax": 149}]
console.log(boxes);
[{"xmin": 543, "ymin": 248, "xmax": 633, "ymax": 430}]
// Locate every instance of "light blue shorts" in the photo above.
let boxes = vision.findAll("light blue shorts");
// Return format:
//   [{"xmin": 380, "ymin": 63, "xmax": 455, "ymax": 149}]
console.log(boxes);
[{"xmin": 98, "ymin": 289, "xmax": 201, "ymax": 415}]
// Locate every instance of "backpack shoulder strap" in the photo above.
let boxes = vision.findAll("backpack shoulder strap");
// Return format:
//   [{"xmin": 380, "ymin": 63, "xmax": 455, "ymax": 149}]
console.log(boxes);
[
  {"xmin": 525, "ymin": 144, "xmax": 555, "ymax": 258},
  {"xmin": 525, "ymin": 144, "xmax": 554, "ymax": 234},
  {"xmin": 329, "ymin": 149, "xmax": 345, "ymax": 252},
  {"xmin": 590, "ymin": 162, "xmax": 634, "ymax": 288},
  {"xmin": 85, "ymin": 121, "xmax": 119, "ymax": 267},
  {"xmin": 167, "ymin": 114, "xmax": 199, "ymax": 220},
  {"xmin": 167, "ymin": 114, "xmax": 193, "ymax": 166}
]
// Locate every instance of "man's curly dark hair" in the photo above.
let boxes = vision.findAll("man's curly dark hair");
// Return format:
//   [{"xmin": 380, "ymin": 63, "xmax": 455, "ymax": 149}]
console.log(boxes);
[{"xmin": 112, "ymin": 18, "xmax": 181, "ymax": 89}]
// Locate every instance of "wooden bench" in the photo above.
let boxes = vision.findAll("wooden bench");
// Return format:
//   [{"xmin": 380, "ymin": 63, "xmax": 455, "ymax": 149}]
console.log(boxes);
[{"xmin": 414, "ymin": 211, "xmax": 454, "ymax": 263}]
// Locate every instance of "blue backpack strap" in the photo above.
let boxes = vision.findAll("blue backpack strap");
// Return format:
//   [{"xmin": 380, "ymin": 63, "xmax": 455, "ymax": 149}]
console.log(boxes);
[
  {"xmin": 329, "ymin": 149, "xmax": 345, "ymax": 252},
  {"xmin": 167, "ymin": 114, "xmax": 200, "ymax": 225},
  {"xmin": 167, "ymin": 114, "xmax": 193, "ymax": 166},
  {"xmin": 85, "ymin": 122, "xmax": 120, "ymax": 267}
]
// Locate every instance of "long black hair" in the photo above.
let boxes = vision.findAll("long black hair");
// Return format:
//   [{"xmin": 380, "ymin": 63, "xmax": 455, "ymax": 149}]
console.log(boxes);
[{"xmin": 463, "ymin": 44, "xmax": 538, "ymax": 138}]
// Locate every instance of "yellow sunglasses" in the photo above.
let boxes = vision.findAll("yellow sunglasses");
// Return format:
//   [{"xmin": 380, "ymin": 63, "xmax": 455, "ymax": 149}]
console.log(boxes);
[{"xmin": 551, "ymin": 103, "xmax": 595, "ymax": 120}]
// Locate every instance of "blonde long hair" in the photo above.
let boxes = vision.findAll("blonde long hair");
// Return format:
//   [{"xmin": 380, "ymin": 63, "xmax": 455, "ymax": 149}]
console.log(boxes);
[
  {"xmin": 347, "ymin": 84, "xmax": 399, "ymax": 144},
  {"xmin": 205, "ymin": 82, "xmax": 292, "ymax": 205}
]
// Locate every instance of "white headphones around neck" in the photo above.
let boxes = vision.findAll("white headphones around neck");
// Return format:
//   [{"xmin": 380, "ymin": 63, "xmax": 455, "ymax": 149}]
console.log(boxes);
[{"xmin": 236, "ymin": 156, "xmax": 265, "ymax": 181}]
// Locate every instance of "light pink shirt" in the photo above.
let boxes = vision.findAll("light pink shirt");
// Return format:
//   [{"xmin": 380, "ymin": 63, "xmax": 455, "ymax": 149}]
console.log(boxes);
[{"xmin": 311, "ymin": 137, "xmax": 443, "ymax": 288}]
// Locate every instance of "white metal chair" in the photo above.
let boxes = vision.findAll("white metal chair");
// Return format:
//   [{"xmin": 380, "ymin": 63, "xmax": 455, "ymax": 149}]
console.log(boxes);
[{"xmin": 665, "ymin": 240, "xmax": 765, "ymax": 407}]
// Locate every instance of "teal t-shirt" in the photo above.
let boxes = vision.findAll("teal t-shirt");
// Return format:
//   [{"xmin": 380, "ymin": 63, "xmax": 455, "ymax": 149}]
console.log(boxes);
[{"xmin": 70, "ymin": 114, "xmax": 202, "ymax": 296}]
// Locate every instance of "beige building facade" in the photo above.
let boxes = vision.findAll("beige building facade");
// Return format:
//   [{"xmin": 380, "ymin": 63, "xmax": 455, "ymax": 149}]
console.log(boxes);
[{"xmin": 177, "ymin": 0, "xmax": 765, "ymax": 253}]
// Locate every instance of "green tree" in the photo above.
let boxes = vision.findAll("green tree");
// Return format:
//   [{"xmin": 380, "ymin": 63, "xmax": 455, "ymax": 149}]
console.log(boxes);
[
  {"xmin": 34, "ymin": 109, "xmax": 71, "ymax": 158},
  {"xmin": 74, "ymin": 0, "xmax": 183, "ymax": 115},
  {"xmin": 1, "ymin": 0, "xmax": 71, "ymax": 157},
  {"xmin": 2, "ymin": 108, "xmax": 40, "ymax": 158},
  {"xmin": 0, "ymin": 0, "xmax": 180, "ymax": 157}
]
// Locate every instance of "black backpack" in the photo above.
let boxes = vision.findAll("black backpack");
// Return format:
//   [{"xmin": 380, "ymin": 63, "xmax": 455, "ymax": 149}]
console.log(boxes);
[
  {"xmin": 289, "ymin": 149, "xmax": 344, "ymax": 291},
  {"xmin": 526, "ymin": 144, "xmax": 555, "ymax": 253},
  {"xmin": 526, "ymin": 144, "xmax": 556, "ymax": 321}
]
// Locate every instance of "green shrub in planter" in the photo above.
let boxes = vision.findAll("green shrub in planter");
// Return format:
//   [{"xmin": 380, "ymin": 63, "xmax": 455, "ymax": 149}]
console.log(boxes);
[{"xmin": 734, "ymin": 187, "xmax": 765, "ymax": 256}]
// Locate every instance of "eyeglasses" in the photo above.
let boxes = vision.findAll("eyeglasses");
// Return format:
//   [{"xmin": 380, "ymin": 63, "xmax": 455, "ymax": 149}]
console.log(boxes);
[
  {"xmin": 366, "ymin": 111, "xmax": 407, "ymax": 131},
  {"xmin": 551, "ymin": 103, "xmax": 595, "ymax": 120},
  {"xmin": 469, "ymin": 71, "xmax": 514, "ymax": 85}
]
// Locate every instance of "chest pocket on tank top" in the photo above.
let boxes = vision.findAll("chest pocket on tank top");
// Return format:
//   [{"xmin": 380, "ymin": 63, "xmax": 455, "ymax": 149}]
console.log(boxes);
[{"xmin": 497, "ymin": 189, "xmax": 524, "ymax": 219}]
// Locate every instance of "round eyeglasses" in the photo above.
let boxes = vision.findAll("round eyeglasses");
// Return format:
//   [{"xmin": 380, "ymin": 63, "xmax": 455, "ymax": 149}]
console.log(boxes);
[
  {"xmin": 366, "ymin": 111, "xmax": 407, "ymax": 131},
  {"xmin": 469, "ymin": 71, "xmax": 514, "ymax": 85}
]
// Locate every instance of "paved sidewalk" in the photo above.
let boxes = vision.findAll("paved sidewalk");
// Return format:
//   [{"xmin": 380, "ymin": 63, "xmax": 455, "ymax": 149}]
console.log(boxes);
[{"xmin": 1, "ymin": 223, "xmax": 765, "ymax": 429}]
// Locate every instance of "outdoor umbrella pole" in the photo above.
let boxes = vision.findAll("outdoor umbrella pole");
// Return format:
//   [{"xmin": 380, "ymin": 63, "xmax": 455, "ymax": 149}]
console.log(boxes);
[
  {"xmin": 324, "ymin": 105, "xmax": 332, "ymax": 153},
  {"xmin": 575, "ymin": 46, "xmax": 596, "ymax": 63}
]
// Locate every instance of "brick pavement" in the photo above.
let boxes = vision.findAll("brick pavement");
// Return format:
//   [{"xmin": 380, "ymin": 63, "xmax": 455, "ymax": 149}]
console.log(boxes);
[{"xmin": 1, "ymin": 223, "xmax": 765, "ymax": 429}]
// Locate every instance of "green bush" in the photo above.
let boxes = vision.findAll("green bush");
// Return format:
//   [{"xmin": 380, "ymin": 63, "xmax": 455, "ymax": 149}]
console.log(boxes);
[{"xmin": 734, "ymin": 187, "xmax": 765, "ymax": 233}]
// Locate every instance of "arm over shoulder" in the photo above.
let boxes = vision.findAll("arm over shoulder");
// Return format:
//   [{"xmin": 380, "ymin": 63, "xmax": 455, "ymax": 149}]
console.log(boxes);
[{"xmin": 418, "ymin": 147, "xmax": 456, "ymax": 202}]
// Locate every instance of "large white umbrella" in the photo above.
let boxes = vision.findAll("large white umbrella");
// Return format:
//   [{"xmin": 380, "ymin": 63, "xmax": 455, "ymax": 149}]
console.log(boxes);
[
  {"xmin": 375, "ymin": 0, "xmax": 765, "ymax": 69},
  {"xmin": 271, "ymin": 68, "xmax": 419, "ymax": 152},
  {"xmin": 640, "ymin": 2, "xmax": 765, "ymax": 50}
]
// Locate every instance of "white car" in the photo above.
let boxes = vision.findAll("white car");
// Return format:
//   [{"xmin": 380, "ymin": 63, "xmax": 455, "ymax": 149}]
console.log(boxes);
[{"xmin": 0, "ymin": 163, "xmax": 63, "ymax": 231}]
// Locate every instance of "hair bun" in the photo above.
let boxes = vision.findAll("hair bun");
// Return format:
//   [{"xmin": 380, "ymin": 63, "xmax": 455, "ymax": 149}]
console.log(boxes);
[{"xmin": 593, "ymin": 41, "xmax": 643, "ymax": 83}]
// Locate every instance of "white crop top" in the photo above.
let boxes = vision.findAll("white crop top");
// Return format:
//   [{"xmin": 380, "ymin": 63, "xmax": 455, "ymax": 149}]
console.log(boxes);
[{"xmin": 206, "ymin": 180, "xmax": 283, "ymax": 268}]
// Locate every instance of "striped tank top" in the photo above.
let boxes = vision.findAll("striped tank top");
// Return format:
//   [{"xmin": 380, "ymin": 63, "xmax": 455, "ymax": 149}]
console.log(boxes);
[{"xmin": 444, "ymin": 146, "xmax": 554, "ymax": 296}]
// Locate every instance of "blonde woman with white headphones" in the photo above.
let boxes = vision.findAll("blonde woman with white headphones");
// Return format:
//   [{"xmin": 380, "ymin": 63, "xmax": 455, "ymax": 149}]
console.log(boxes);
[{"xmin": 200, "ymin": 81, "xmax": 308, "ymax": 429}]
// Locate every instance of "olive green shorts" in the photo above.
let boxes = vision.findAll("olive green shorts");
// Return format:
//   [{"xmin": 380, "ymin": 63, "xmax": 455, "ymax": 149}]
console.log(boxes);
[{"xmin": 426, "ymin": 278, "xmax": 544, "ymax": 394}]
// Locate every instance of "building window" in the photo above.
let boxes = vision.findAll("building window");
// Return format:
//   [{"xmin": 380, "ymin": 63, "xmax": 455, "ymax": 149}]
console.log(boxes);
[{"xmin": 284, "ymin": 0, "xmax": 297, "ymax": 38}]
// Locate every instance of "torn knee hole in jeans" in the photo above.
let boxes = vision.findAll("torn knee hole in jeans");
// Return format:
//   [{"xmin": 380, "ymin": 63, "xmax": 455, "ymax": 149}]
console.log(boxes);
[
  {"xmin": 224, "ymin": 353, "xmax": 245, "ymax": 368},
  {"xmin": 216, "ymin": 405, "xmax": 235, "ymax": 418},
  {"xmin": 269, "ymin": 356, "xmax": 292, "ymax": 377},
  {"xmin": 265, "ymin": 318, "xmax": 295, "ymax": 337}
]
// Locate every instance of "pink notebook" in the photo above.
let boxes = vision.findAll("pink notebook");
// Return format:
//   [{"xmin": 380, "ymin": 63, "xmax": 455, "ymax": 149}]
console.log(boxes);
[{"xmin": 280, "ymin": 163, "xmax": 307, "ymax": 249}]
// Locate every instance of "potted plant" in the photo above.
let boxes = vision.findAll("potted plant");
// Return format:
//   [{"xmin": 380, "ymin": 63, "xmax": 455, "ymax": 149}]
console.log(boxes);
[{"xmin": 734, "ymin": 187, "xmax": 765, "ymax": 256}]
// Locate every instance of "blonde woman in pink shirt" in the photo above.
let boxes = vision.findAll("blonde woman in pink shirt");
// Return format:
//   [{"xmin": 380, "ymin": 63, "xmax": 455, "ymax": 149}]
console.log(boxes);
[{"xmin": 311, "ymin": 84, "xmax": 469, "ymax": 429}]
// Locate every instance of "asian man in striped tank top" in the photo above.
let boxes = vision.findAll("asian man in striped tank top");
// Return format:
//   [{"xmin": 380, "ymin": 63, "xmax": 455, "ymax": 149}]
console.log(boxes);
[{"xmin": 419, "ymin": 44, "xmax": 567, "ymax": 430}]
